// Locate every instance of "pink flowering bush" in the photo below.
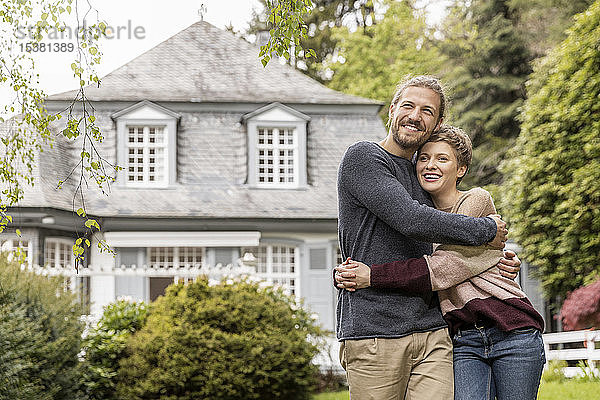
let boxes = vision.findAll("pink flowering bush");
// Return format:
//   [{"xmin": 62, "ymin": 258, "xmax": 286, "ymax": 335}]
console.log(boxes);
[{"xmin": 560, "ymin": 280, "xmax": 600, "ymax": 330}]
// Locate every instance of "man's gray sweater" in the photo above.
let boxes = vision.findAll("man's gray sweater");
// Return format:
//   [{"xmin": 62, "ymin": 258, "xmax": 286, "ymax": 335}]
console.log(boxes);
[{"xmin": 336, "ymin": 141, "xmax": 497, "ymax": 340}]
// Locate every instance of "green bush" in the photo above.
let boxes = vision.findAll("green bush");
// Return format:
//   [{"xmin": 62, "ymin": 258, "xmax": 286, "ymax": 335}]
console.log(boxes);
[
  {"xmin": 0, "ymin": 256, "xmax": 86, "ymax": 400},
  {"xmin": 117, "ymin": 278, "xmax": 323, "ymax": 400},
  {"xmin": 82, "ymin": 299, "xmax": 148, "ymax": 400}
]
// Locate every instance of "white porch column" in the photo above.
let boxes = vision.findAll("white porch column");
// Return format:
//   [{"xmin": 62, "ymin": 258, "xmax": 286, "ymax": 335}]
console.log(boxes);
[{"xmin": 89, "ymin": 234, "xmax": 116, "ymax": 317}]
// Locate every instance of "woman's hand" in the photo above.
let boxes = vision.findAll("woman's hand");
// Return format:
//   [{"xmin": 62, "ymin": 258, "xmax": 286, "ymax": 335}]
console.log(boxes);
[{"xmin": 334, "ymin": 258, "xmax": 371, "ymax": 291}]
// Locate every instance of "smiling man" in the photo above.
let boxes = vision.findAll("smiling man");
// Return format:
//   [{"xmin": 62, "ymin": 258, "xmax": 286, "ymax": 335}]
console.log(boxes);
[{"xmin": 336, "ymin": 75, "xmax": 512, "ymax": 399}]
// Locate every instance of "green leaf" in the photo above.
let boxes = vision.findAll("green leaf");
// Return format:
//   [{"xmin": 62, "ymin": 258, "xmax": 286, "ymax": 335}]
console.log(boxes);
[{"xmin": 85, "ymin": 219, "xmax": 100, "ymax": 230}]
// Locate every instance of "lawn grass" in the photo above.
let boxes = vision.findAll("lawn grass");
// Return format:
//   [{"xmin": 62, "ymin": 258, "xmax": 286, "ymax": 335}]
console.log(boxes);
[
  {"xmin": 311, "ymin": 381, "xmax": 600, "ymax": 399},
  {"xmin": 311, "ymin": 391, "xmax": 347, "ymax": 400},
  {"xmin": 537, "ymin": 381, "xmax": 600, "ymax": 399}
]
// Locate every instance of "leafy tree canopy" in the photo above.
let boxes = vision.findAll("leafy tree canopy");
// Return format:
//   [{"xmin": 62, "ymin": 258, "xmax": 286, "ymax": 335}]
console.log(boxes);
[
  {"xmin": 501, "ymin": 0, "xmax": 600, "ymax": 302},
  {"xmin": 251, "ymin": 0, "xmax": 376, "ymax": 81},
  {"xmin": 508, "ymin": 0, "xmax": 594, "ymax": 57},
  {"xmin": 437, "ymin": 0, "xmax": 533, "ymax": 187},
  {"xmin": 326, "ymin": 0, "xmax": 443, "ymax": 122}
]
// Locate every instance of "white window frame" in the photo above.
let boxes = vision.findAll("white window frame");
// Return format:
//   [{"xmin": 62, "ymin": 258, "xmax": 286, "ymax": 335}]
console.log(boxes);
[
  {"xmin": 44, "ymin": 237, "xmax": 74, "ymax": 268},
  {"xmin": 255, "ymin": 126, "xmax": 299, "ymax": 186},
  {"xmin": 113, "ymin": 100, "xmax": 179, "ymax": 188},
  {"xmin": 243, "ymin": 103, "xmax": 309, "ymax": 189},
  {"xmin": 124, "ymin": 125, "xmax": 168, "ymax": 185},
  {"xmin": 241, "ymin": 243, "xmax": 300, "ymax": 297},
  {"xmin": 1, "ymin": 238, "xmax": 33, "ymax": 266},
  {"xmin": 147, "ymin": 246, "xmax": 206, "ymax": 268}
]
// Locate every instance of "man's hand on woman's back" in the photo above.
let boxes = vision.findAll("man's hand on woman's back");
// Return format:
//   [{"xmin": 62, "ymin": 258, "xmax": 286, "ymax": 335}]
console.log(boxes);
[{"xmin": 488, "ymin": 214, "xmax": 508, "ymax": 248}]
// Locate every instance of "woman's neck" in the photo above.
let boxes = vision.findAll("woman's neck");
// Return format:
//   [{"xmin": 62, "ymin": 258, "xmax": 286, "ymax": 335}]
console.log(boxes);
[{"xmin": 431, "ymin": 188, "xmax": 461, "ymax": 210}]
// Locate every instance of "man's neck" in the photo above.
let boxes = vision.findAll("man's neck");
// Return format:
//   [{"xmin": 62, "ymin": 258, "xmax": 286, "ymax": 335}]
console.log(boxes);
[{"xmin": 378, "ymin": 136, "xmax": 417, "ymax": 160}]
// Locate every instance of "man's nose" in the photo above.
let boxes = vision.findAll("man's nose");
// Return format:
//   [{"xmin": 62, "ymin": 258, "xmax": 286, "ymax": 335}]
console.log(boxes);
[{"xmin": 408, "ymin": 107, "xmax": 420, "ymax": 121}]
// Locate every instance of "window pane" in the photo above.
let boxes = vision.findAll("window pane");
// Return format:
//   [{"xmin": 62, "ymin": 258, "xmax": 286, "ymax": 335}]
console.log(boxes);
[
  {"xmin": 125, "ymin": 125, "xmax": 167, "ymax": 185},
  {"xmin": 242, "ymin": 245, "xmax": 297, "ymax": 296},
  {"xmin": 179, "ymin": 247, "xmax": 203, "ymax": 267},
  {"xmin": 149, "ymin": 247, "xmax": 174, "ymax": 268}
]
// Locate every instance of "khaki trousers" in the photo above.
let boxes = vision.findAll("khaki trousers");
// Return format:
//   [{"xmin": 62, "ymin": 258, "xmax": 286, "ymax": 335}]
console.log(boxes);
[{"xmin": 339, "ymin": 328, "xmax": 454, "ymax": 400}]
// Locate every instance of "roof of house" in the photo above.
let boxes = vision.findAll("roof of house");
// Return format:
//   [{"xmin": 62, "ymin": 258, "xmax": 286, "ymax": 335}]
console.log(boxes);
[
  {"xmin": 47, "ymin": 21, "xmax": 378, "ymax": 105},
  {"xmin": 13, "ymin": 22, "xmax": 388, "ymax": 222}
]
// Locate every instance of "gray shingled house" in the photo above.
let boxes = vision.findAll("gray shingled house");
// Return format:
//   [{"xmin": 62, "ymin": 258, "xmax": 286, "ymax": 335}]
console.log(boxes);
[{"xmin": 3, "ymin": 21, "xmax": 385, "ymax": 331}]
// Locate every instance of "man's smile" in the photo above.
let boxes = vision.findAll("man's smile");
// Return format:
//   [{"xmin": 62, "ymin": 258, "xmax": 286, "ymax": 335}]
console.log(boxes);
[{"xmin": 401, "ymin": 122, "xmax": 423, "ymax": 132}]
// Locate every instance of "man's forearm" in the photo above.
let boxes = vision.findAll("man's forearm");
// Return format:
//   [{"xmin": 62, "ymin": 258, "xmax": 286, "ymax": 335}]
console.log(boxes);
[{"xmin": 339, "ymin": 143, "xmax": 497, "ymax": 246}]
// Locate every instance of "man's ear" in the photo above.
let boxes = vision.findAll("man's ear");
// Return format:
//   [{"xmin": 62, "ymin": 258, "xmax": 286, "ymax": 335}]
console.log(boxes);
[
  {"xmin": 434, "ymin": 117, "xmax": 444, "ymax": 132},
  {"xmin": 389, "ymin": 102, "xmax": 395, "ymax": 120}
]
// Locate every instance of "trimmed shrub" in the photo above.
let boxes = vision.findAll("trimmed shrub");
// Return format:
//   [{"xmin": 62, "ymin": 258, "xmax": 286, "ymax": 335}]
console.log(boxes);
[
  {"xmin": 82, "ymin": 299, "xmax": 148, "ymax": 400},
  {"xmin": 0, "ymin": 256, "xmax": 86, "ymax": 400},
  {"xmin": 117, "ymin": 278, "xmax": 323, "ymax": 400}
]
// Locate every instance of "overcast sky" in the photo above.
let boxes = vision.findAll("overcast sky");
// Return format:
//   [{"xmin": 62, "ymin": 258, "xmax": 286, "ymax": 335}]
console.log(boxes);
[{"xmin": 3, "ymin": 0, "xmax": 449, "ymax": 106}]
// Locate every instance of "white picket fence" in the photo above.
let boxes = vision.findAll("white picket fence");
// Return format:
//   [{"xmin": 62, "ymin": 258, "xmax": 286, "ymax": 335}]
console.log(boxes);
[{"xmin": 543, "ymin": 329, "xmax": 600, "ymax": 377}]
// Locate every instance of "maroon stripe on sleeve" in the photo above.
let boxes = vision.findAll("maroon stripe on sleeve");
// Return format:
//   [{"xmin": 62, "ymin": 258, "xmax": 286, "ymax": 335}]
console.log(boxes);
[
  {"xmin": 370, "ymin": 257, "xmax": 432, "ymax": 293},
  {"xmin": 445, "ymin": 296, "xmax": 545, "ymax": 335}
]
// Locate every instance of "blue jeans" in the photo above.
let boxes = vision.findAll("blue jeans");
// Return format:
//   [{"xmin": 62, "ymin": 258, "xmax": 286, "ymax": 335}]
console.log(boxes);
[{"xmin": 453, "ymin": 326, "xmax": 545, "ymax": 400}]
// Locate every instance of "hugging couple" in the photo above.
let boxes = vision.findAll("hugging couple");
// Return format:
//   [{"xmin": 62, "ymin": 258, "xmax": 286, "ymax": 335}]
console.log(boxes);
[{"xmin": 334, "ymin": 75, "xmax": 545, "ymax": 400}]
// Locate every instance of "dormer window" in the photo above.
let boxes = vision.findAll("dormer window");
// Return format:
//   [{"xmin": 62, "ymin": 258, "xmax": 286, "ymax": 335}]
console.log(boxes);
[
  {"xmin": 113, "ymin": 101, "xmax": 180, "ymax": 187},
  {"xmin": 257, "ymin": 127, "xmax": 297, "ymax": 184},
  {"xmin": 243, "ymin": 103, "xmax": 309, "ymax": 188},
  {"xmin": 126, "ymin": 125, "xmax": 166, "ymax": 183}
]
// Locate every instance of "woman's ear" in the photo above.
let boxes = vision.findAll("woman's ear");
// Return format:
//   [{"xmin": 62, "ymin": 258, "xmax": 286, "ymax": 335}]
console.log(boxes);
[{"xmin": 457, "ymin": 164, "xmax": 467, "ymax": 179}]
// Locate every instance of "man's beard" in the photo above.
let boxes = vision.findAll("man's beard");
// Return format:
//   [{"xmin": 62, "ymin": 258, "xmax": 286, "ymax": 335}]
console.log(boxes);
[{"xmin": 391, "ymin": 117, "xmax": 430, "ymax": 149}]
